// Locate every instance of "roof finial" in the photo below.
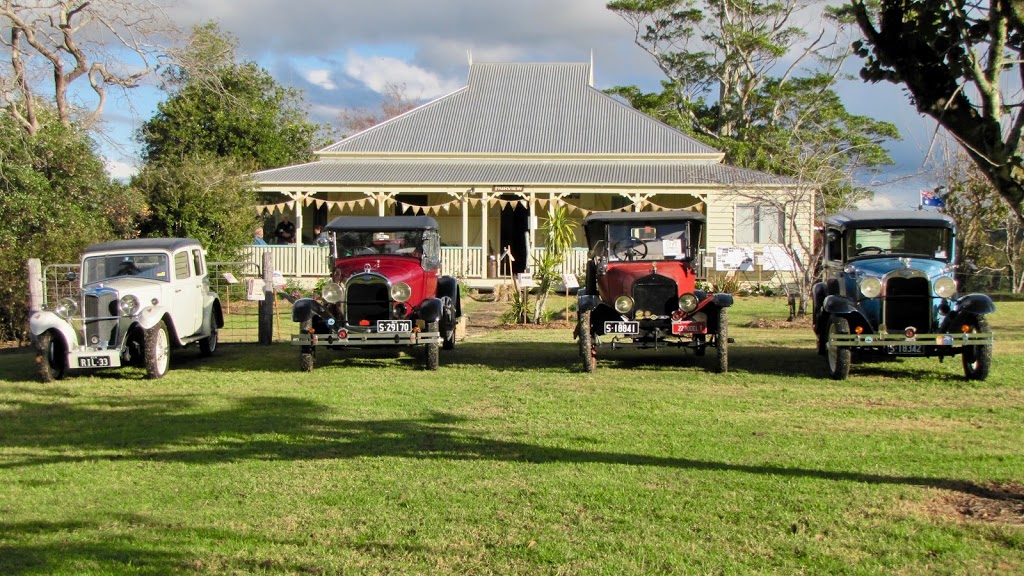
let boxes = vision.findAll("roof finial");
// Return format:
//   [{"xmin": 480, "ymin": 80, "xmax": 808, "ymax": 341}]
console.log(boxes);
[
  {"xmin": 467, "ymin": 49, "xmax": 473, "ymax": 67},
  {"xmin": 589, "ymin": 49, "xmax": 594, "ymax": 86}
]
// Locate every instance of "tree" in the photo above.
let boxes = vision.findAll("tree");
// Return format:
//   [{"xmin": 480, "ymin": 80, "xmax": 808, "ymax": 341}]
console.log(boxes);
[
  {"xmin": 337, "ymin": 82, "xmax": 418, "ymax": 137},
  {"xmin": 1, "ymin": 0, "xmax": 176, "ymax": 135},
  {"xmin": 606, "ymin": 1, "xmax": 897, "ymax": 212},
  {"xmin": 939, "ymin": 148, "xmax": 1024, "ymax": 293},
  {"xmin": 133, "ymin": 154, "xmax": 259, "ymax": 262},
  {"xmin": 139, "ymin": 23, "xmax": 327, "ymax": 171},
  {"xmin": 848, "ymin": 0, "xmax": 1024, "ymax": 222},
  {"xmin": 531, "ymin": 206, "xmax": 577, "ymax": 324},
  {"xmin": 0, "ymin": 106, "xmax": 148, "ymax": 341}
]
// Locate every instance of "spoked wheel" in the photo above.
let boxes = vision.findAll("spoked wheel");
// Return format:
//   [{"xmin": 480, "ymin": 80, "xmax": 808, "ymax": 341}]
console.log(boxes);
[
  {"xmin": 826, "ymin": 314, "xmax": 851, "ymax": 380},
  {"xmin": 424, "ymin": 321, "xmax": 440, "ymax": 370},
  {"xmin": 441, "ymin": 297, "xmax": 457, "ymax": 351},
  {"xmin": 714, "ymin": 308, "xmax": 729, "ymax": 373},
  {"xmin": 961, "ymin": 317, "xmax": 992, "ymax": 381},
  {"xmin": 299, "ymin": 318, "xmax": 315, "ymax": 372},
  {"xmin": 579, "ymin": 310, "xmax": 596, "ymax": 373},
  {"xmin": 145, "ymin": 320, "xmax": 171, "ymax": 379},
  {"xmin": 36, "ymin": 330, "xmax": 67, "ymax": 383},
  {"xmin": 199, "ymin": 316, "xmax": 218, "ymax": 357}
]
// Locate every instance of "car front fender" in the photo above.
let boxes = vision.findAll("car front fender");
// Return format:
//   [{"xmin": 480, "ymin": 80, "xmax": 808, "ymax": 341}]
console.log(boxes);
[
  {"xmin": 955, "ymin": 293, "xmax": 996, "ymax": 316},
  {"xmin": 292, "ymin": 298, "xmax": 331, "ymax": 324},
  {"xmin": 136, "ymin": 305, "xmax": 171, "ymax": 331},
  {"xmin": 28, "ymin": 310, "xmax": 80, "ymax": 348},
  {"xmin": 419, "ymin": 297, "xmax": 443, "ymax": 323},
  {"xmin": 437, "ymin": 276, "xmax": 462, "ymax": 316},
  {"xmin": 821, "ymin": 295, "xmax": 871, "ymax": 328},
  {"xmin": 577, "ymin": 290, "xmax": 598, "ymax": 313},
  {"xmin": 940, "ymin": 294, "xmax": 996, "ymax": 332}
]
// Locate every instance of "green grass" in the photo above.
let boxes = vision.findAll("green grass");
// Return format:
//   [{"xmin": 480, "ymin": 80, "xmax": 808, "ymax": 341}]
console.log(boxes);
[{"xmin": 1, "ymin": 298, "xmax": 1022, "ymax": 574}]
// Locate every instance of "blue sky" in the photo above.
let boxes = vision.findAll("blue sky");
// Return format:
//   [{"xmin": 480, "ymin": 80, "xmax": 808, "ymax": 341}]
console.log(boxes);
[{"xmin": 93, "ymin": 0, "xmax": 940, "ymax": 209}]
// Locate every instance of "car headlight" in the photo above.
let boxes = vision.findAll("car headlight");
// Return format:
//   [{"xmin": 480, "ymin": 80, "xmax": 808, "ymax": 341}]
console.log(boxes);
[
  {"xmin": 678, "ymin": 293, "xmax": 699, "ymax": 312},
  {"xmin": 933, "ymin": 276, "xmax": 957, "ymax": 298},
  {"xmin": 119, "ymin": 294, "xmax": 140, "ymax": 316},
  {"xmin": 614, "ymin": 295, "xmax": 634, "ymax": 314},
  {"xmin": 390, "ymin": 282, "xmax": 412, "ymax": 303},
  {"xmin": 322, "ymin": 281, "xmax": 345, "ymax": 303},
  {"xmin": 859, "ymin": 277, "xmax": 882, "ymax": 298},
  {"xmin": 55, "ymin": 297, "xmax": 78, "ymax": 319}
]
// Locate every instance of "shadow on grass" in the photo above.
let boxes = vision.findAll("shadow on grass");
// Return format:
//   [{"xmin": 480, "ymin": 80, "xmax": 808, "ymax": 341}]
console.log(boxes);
[
  {"xmin": 1, "ymin": 398, "xmax": 1011, "ymax": 504},
  {"xmin": 0, "ymin": 517, "xmax": 186, "ymax": 575}
]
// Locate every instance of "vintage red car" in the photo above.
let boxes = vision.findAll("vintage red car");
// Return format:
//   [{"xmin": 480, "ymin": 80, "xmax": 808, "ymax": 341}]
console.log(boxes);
[
  {"xmin": 575, "ymin": 210, "xmax": 733, "ymax": 372},
  {"xmin": 290, "ymin": 216, "xmax": 461, "ymax": 370}
]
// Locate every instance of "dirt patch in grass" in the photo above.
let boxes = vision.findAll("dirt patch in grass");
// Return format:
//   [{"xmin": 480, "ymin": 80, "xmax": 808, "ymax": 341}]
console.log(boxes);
[
  {"xmin": 744, "ymin": 317, "xmax": 812, "ymax": 329},
  {"xmin": 923, "ymin": 482, "xmax": 1024, "ymax": 525}
]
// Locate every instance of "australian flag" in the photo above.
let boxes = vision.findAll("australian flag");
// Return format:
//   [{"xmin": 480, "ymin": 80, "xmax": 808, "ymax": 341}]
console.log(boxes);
[{"xmin": 921, "ymin": 189, "xmax": 946, "ymax": 208}]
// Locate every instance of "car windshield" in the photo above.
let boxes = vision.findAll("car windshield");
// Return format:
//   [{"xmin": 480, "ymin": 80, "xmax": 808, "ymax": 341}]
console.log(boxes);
[
  {"xmin": 336, "ymin": 229, "xmax": 426, "ymax": 257},
  {"xmin": 846, "ymin": 227, "xmax": 953, "ymax": 261},
  {"xmin": 83, "ymin": 253, "xmax": 170, "ymax": 283},
  {"xmin": 604, "ymin": 221, "xmax": 695, "ymax": 261}
]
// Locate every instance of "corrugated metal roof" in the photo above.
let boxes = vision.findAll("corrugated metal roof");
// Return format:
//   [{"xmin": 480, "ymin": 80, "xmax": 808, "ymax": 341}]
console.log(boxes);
[
  {"xmin": 319, "ymin": 62, "xmax": 719, "ymax": 156},
  {"xmin": 254, "ymin": 158, "xmax": 794, "ymax": 187}
]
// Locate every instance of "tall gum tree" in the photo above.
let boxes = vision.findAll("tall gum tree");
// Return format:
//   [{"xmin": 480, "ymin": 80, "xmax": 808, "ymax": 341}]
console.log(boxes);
[
  {"xmin": 1, "ymin": 0, "xmax": 176, "ymax": 135},
  {"xmin": 848, "ymin": 0, "xmax": 1024, "ymax": 222}
]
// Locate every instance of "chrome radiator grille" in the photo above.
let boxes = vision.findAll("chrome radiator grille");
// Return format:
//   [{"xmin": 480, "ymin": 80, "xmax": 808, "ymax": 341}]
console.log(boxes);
[
  {"xmin": 346, "ymin": 278, "xmax": 390, "ymax": 325},
  {"xmin": 84, "ymin": 289, "xmax": 119, "ymax": 347},
  {"xmin": 884, "ymin": 276, "xmax": 931, "ymax": 331}
]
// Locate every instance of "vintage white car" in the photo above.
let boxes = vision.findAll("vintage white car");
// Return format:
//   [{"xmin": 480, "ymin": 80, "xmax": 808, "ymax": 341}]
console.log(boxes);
[{"xmin": 30, "ymin": 238, "xmax": 223, "ymax": 381}]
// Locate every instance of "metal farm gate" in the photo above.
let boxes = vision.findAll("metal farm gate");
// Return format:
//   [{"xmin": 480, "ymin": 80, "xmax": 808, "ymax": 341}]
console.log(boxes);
[{"xmin": 41, "ymin": 261, "xmax": 275, "ymax": 344}]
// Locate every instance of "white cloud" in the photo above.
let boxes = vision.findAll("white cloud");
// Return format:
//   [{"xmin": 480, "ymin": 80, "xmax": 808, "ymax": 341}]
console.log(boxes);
[
  {"xmin": 106, "ymin": 159, "xmax": 138, "ymax": 181},
  {"xmin": 303, "ymin": 69, "xmax": 336, "ymax": 91},
  {"xmin": 856, "ymin": 194, "xmax": 897, "ymax": 211},
  {"xmin": 344, "ymin": 52, "xmax": 464, "ymax": 100}
]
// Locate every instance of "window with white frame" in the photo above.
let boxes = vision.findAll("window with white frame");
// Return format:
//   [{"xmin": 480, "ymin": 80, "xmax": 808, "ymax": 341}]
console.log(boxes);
[{"xmin": 735, "ymin": 205, "xmax": 784, "ymax": 244}]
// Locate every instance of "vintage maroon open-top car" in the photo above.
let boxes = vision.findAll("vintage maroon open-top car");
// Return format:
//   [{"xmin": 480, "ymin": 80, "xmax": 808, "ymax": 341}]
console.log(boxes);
[
  {"xmin": 575, "ymin": 210, "xmax": 733, "ymax": 372},
  {"xmin": 290, "ymin": 216, "xmax": 461, "ymax": 371}
]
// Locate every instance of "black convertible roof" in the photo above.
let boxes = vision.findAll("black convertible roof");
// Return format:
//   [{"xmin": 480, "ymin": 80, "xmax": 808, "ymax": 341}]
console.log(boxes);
[
  {"xmin": 582, "ymin": 209, "xmax": 706, "ymax": 228},
  {"xmin": 326, "ymin": 215, "xmax": 439, "ymax": 232},
  {"xmin": 825, "ymin": 210, "xmax": 955, "ymax": 230},
  {"xmin": 82, "ymin": 238, "xmax": 201, "ymax": 254}
]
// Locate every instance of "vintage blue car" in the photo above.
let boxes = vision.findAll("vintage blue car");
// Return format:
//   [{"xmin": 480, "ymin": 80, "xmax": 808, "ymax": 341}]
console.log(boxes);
[{"xmin": 812, "ymin": 211, "xmax": 995, "ymax": 380}]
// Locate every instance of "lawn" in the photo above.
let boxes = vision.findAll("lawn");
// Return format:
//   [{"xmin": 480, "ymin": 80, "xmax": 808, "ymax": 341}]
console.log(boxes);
[{"xmin": 1, "ymin": 298, "xmax": 1022, "ymax": 575}]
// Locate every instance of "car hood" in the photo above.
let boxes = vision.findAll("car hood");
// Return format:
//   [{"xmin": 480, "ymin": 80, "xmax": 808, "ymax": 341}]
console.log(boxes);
[
  {"xmin": 84, "ymin": 277, "xmax": 169, "ymax": 302},
  {"xmin": 849, "ymin": 257, "xmax": 950, "ymax": 280},
  {"xmin": 335, "ymin": 257, "xmax": 424, "ymax": 284}
]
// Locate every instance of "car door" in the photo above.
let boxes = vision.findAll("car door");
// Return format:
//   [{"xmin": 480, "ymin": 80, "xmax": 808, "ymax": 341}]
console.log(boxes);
[{"xmin": 172, "ymin": 249, "xmax": 203, "ymax": 336}]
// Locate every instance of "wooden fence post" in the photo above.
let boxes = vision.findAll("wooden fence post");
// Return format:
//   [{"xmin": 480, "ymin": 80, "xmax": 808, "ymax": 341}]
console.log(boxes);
[
  {"xmin": 27, "ymin": 259, "xmax": 43, "ymax": 314},
  {"xmin": 27, "ymin": 258, "xmax": 43, "ymax": 344},
  {"xmin": 259, "ymin": 252, "xmax": 274, "ymax": 344}
]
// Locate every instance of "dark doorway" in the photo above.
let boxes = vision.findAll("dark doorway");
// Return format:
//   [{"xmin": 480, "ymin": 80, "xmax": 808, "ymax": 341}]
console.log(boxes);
[{"xmin": 499, "ymin": 194, "xmax": 529, "ymax": 275}]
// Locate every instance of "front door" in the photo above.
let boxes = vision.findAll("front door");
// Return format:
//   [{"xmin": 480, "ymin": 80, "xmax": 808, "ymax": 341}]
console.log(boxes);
[{"xmin": 499, "ymin": 194, "xmax": 529, "ymax": 275}]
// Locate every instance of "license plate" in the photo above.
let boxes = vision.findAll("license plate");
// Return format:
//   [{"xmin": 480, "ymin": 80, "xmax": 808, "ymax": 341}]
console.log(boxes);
[
  {"xmin": 604, "ymin": 321, "xmax": 639, "ymax": 335},
  {"xmin": 672, "ymin": 321, "xmax": 707, "ymax": 335},
  {"xmin": 376, "ymin": 320, "xmax": 412, "ymax": 333},
  {"xmin": 891, "ymin": 344, "xmax": 924, "ymax": 355},
  {"xmin": 78, "ymin": 355, "xmax": 111, "ymax": 368}
]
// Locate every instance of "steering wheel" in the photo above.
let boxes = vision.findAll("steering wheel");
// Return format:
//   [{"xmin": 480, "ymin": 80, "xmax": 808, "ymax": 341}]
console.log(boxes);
[
  {"xmin": 117, "ymin": 262, "xmax": 140, "ymax": 275},
  {"xmin": 613, "ymin": 237, "xmax": 648, "ymax": 260},
  {"xmin": 856, "ymin": 246, "xmax": 884, "ymax": 255}
]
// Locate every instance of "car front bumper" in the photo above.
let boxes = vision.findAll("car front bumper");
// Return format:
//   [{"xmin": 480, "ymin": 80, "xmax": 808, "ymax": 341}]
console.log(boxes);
[
  {"xmin": 830, "ymin": 331, "xmax": 992, "ymax": 352},
  {"xmin": 291, "ymin": 330, "xmax": 441, "ymax": 347}
]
